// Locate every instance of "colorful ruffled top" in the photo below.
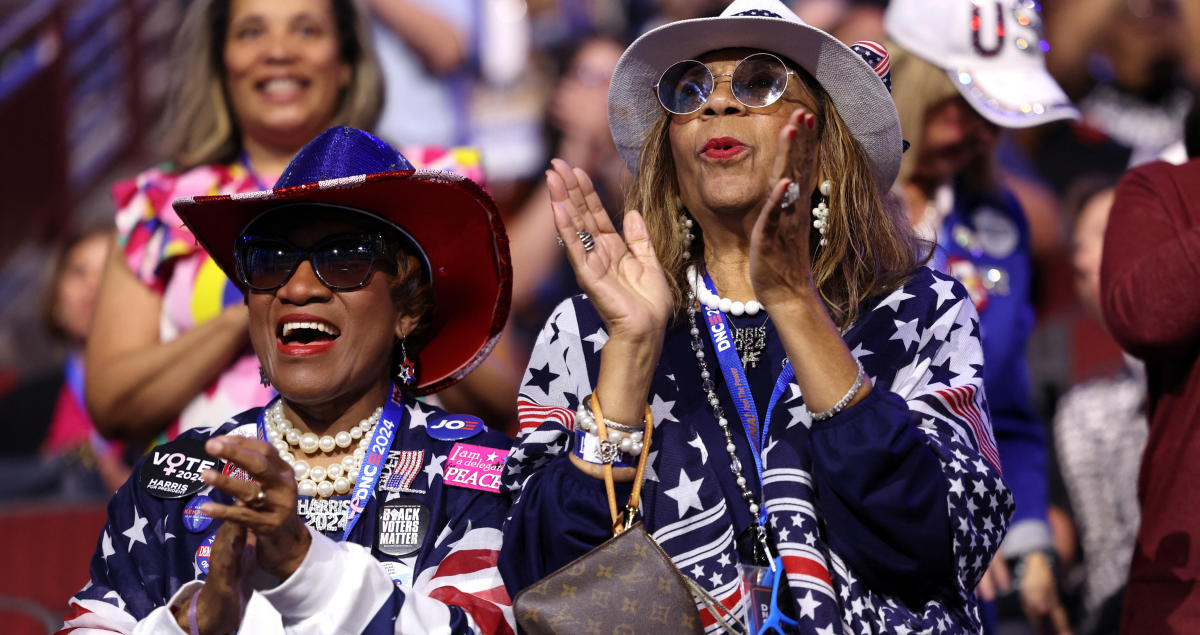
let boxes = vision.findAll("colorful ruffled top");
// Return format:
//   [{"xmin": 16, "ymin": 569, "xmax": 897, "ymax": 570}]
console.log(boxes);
[{"xmin": 111, "ymin": 147, "xmax": 484, "ymax": 439}]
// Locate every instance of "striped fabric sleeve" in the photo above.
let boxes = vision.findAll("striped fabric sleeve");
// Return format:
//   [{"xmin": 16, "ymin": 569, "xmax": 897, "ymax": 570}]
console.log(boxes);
[
  {"xmin": 881, "ymin": 276, "xmax": 1013, "ymax": 593},
  {"xmin": 503, "ymin": 297, "xmax": 590, "ymax": 495},
  {"xmin": 259, "ymin": 526, "xmax": 512, "ymax": 635},
  {"xmin": 56, "ymin": 471, "xmax": 190, "ymax": 634}
]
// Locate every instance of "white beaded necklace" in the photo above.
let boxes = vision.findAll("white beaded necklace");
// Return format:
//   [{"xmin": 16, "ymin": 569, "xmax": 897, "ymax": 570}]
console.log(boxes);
[
  {"xmin": 687, "ymin": 265, "xmax": 764, "ymax": 317},
  {"xmin": 263, "ymin": 401, "xmax": 382, "ymax": 498}
]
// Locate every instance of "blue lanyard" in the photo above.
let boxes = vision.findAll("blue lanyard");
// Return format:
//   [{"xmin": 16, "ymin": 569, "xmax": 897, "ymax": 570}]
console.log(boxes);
[
  {"xmin": 256, "ymin": 382, "xmax": 404, "ymax": 541},
  {"xmin": 700, "ymin": 274, "xmax": 795, "ymax": 524},
  {"xmin": 239, "ymin": 151, "xmax": 271, "ymax": 190}
]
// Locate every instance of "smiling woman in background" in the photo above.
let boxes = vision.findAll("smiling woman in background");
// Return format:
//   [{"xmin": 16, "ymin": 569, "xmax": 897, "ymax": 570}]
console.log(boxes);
[{"xmin": 85, "ymin": 0, "xmax": 382, "ymax": 444}]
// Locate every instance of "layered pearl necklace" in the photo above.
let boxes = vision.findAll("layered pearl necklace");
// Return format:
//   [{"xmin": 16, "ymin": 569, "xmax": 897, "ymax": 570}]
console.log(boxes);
[
  {"xmin": 687, "ymin": 265, "xmax": 764, "ymax": 316},
  {"xmin": 263, "ymin": 401, "xmax": 382, "ymax": 498}
]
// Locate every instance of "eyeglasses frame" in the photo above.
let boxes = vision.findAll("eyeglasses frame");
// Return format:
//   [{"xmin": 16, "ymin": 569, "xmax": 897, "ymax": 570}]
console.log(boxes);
[{"xmin": 653, "ymin": 52, "xmax": 801, "ymax": 115}]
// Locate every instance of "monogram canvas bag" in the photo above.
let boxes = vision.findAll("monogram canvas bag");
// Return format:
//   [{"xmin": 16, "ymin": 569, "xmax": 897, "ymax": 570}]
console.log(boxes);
[{"xmin": 513, "ymin": 398, "xmax": 742, "ymax": 634}]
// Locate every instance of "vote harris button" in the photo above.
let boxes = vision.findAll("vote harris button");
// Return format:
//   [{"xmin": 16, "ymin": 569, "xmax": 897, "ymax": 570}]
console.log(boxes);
[{"xmin": 141, "ymin": 438, "xmax": 218, "ymax": 499}]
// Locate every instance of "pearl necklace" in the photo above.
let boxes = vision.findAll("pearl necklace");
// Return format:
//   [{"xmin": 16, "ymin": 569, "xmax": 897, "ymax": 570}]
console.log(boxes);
[
  {"xmin": 687, "ymin": 265, "xmax": 764, "ymax": 317},
  {"xmin": 263, "ymin": 401, "xmax": 382, "ymax": 498}
]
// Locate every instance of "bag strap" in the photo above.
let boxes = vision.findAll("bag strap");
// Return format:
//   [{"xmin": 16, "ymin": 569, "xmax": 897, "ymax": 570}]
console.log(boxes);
[
  {"xmin": 591, "ymin": 396, "xmax": 747, "ymax": 635},
  {"xmin": 589, "ymin": 396, "xmax": 654, "ymax": 535},
  {"xmin": 684, "ymin": 576, "xmax": 747, "ymax": 634}
]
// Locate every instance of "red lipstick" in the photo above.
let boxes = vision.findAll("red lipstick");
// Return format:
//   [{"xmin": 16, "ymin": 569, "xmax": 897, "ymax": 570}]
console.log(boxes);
[
  {"xmin": 276, "ymin": 313, "xmax": 340, "ymax": 357},
  {"xmin": 701, "ymin": 136, "xmax": 746, "ymax": 160}
]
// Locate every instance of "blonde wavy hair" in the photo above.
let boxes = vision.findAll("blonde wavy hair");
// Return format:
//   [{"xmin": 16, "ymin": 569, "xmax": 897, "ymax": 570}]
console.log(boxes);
[
  {"xmin": 626, "ymin": 63, "xmax": 930, "ymax": 329},
  {"xmin": 160, "ymin": 0, "xmax": 383, "ymax": 171}
]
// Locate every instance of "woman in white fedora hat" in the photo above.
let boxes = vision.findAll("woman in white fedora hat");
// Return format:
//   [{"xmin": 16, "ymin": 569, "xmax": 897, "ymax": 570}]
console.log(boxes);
[{"xmin": 500, "ymin": 0, "xmax": 1011, "ymax": 631}]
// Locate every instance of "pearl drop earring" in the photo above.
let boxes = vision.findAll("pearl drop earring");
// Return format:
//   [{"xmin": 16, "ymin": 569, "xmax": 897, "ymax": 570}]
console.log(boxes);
[
  {"xmin": 812, "ymin": 179, "xmax": 832, "ymax": 247},
  {"xmin": 677, "ymin": 196, "xmax": 694, "ymax": 250}
]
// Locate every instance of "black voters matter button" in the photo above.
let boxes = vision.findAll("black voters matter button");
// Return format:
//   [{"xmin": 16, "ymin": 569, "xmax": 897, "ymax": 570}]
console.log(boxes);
[
  {"xmin": 141, "ymin": 438, "xmax": 218, "ymax": 499},
  {"xmin": 376, "ymin": 497, "xmax": 430, "ymax": 557}
]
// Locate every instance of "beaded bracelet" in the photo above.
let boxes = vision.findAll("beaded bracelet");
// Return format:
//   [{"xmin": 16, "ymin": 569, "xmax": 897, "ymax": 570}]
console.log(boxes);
[
  {"xmin": 808, "ymin": 358, "xmax": 866, "ymax": 422},
  {"xmin": 573, "ymin": 429, "xmax": 635, "ymax": 467},
  {"xmin": 573, "ymin": 393, "xmax": 649, "ymax": 465}
]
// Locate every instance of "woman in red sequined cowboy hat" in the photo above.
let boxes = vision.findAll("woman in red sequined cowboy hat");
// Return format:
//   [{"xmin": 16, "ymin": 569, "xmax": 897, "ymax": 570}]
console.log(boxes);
[
  {"xmin": 500, "ymin": 0, "xmax": 1012, "ymax": 632},
  {"xmin": 61, "ymin": 127, "xmax": 516, "ymax": 635}
]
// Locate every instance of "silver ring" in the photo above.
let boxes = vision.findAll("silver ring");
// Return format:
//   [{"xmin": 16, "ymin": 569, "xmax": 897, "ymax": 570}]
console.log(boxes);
[
  {"xmin": 555, "ymin": 235, "xmax": 565, "ymax": 247},
  {"xmin": 577, "ymin": 230, "xmax": 596, "ymax": 252},
  {"xmin": 780, "ymin": 182, "xmax": 801, "ymax": 209}
]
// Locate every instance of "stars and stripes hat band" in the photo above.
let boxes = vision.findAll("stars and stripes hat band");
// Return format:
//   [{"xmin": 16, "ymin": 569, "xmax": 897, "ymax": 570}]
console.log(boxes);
[{"xmin": 850, "ymin": 41, "xmax": 892, "ymax": 92}]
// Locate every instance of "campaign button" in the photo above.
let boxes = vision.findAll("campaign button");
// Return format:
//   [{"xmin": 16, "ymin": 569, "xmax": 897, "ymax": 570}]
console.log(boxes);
[
  {"xmin": 444, "ymin": 443, "xmax": 508, "ymax": 494},
  {"xmin": 195, "ymin": 532, "xmax": 217, "ymax": 575},
  {"xmin": 140, "ymin": 438, "xmax": 218, "ymax": 499},
  {"xmin": 375, "ymin": 498, "xmax": 429, "ymax": 557},
  {"xmin": 424, "ymin": 415, "xmax": 485, "ymax": 441},
  {"xmin": 182, "ymin": 496, "xmax": 214, "ymax": 533}
]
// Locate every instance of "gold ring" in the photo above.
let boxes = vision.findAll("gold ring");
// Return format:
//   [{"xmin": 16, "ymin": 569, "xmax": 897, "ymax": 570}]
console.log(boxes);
[{"xmin": 247, "ymin": 484, "xmax": 268, "ymax": 509}]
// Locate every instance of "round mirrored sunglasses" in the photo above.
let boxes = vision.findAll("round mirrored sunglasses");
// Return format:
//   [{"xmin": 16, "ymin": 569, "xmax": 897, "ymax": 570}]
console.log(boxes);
[{"xmin": 654, "ymin": 52, "xmax": 799, "ymax": 115}]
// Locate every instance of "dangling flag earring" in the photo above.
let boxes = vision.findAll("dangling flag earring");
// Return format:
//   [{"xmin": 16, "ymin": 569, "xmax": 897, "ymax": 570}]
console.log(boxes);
[
  {"xmin": 259, "ymin": 365, "xmax": 270, "ymax": 387},
  {"xmin": 812, "ymin": 180, "xmax": 832, "ymax": 247},
  {"xmin": 396, "ymin": 338, "xmax": 416, "ymax": 386}
]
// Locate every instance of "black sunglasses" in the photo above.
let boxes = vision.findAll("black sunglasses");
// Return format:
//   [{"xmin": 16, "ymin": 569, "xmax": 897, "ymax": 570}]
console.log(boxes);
[{"xmin": 234, "ymin": 232, "xmax": 397, "ymax": 292}]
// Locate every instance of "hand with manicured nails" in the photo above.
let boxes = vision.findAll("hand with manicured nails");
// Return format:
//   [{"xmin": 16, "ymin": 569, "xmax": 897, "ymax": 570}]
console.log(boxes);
[
  {"xmin": 547, "ymin": 158, "xmax": 673, "ymax": 343},
  {"xmin": 200, "ymin": 435, "xmax": 312, "ymax": 580},
  {"xmin": 749, "ymin": 107, "xmax": 822, "ymax": 309}
]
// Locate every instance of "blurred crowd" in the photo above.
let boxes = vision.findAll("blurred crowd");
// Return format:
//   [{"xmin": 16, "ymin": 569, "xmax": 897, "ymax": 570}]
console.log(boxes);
[{"xmin": 0, "ymin": 0, "xmax": 1198, "ymax": 634}]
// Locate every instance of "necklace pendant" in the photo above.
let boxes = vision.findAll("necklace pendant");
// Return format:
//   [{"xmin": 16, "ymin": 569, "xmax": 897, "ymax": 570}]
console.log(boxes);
[
  {"xmin": 733, "ymin": 325, "xmax": 767, "ymax": 369},
  {"xmin": 740, "ymin": 349, "xmax": 762, "ymax": 369}
]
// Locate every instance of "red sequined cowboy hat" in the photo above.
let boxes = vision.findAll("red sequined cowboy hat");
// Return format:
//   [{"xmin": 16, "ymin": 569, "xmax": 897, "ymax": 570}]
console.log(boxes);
[{"xmin": 173, "ymin": 126, "xmax": 512, "ymax": 395}]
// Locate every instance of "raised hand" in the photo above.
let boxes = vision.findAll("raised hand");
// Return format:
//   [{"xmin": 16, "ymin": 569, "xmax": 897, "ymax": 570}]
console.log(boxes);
[
  {"xmin": 200, "ymin": 435, "xmax": 311, "ymax": 580},
  {"xmin": 749, "ymin": 108, "xmax": 821, "ymax": 308},
  {"xmin": 548, "ymin": 158, "xmax": 673, "ymax": 340}
]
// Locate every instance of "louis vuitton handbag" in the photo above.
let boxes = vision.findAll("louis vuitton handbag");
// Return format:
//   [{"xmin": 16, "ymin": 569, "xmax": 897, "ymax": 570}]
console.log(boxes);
[{"xmin": 513, "ymin": 397, "xmax": 742, "ymax": 634}]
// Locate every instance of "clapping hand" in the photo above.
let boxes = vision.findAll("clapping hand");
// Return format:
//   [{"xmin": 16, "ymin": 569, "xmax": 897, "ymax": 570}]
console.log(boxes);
[
  {"xmin": 547, "ymin": 158, "xmax": 673, "ymax": 341},
  {"xmin": 749, "ymin": 107, "xmax": 822, "ymax": 308},
  {"xmin": 201, "ymin": 435, "xmax": 311, "ymax": 580},
  {"xmin": 172, "ymin": 520, "xmax": 254, "ymax": 635}
]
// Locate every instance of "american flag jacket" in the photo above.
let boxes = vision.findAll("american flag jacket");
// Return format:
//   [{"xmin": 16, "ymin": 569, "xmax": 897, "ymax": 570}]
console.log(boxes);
[
  {"xmin": 500, "ymin": 266, "xmax": 1013, "ymax": 633},
  {"xmin": 60, "ymin": 395, "xmax": 514, "ymax": 635}
]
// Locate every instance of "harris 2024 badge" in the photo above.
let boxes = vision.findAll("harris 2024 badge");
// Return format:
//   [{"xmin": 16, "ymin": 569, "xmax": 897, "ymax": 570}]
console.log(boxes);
[{"xmin": 141, "ymin": 438, "xmax": 218, "ymax": 499}]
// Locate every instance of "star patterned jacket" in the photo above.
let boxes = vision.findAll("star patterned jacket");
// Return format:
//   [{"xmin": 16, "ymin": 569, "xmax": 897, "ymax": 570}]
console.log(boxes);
[
  {"xmin": 499, "ymin": 267, "xmax": 1013, "ymax": 634},
  {"xmin": 59, "ymin": 393, "xmax": 515, "ymax": 635}
]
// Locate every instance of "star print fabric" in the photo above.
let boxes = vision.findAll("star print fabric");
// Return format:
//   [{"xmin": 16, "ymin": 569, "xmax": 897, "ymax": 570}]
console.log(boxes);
[
  {"xmin": 60, "ymin": 394, "xmax": 515, "ymax": 635},
  {"xmin": 499, "ymin": 267, "xmax": 1012, "ymax": 634}
]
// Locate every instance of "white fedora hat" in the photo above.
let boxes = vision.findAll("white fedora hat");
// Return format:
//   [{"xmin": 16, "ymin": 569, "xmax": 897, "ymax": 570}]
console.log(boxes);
[
  {"xmin": 885, "ymin": 0, "xmax": 1079, "ymax": 128},
  {"xmin": 608, "ymin": 0, "xmax": 904, "ymax": 192}
]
